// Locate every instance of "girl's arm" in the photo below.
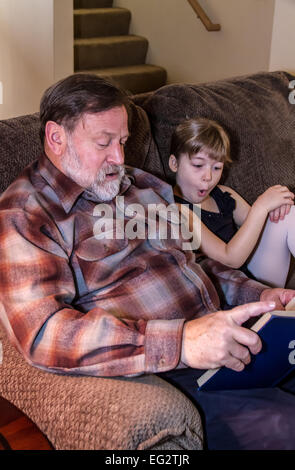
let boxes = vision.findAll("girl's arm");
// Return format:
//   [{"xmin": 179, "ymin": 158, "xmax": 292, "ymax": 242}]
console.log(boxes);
[
  {"xmin": 219, "ymin": 184, "xmax": 292, "ymax": 226},
  {"xmin": 218, "ymin": 184, "xmax": 250, "ymax": 227},
  {"xmin": 180, "ymin": 185, "xmax": 294, "ymax": 269}
]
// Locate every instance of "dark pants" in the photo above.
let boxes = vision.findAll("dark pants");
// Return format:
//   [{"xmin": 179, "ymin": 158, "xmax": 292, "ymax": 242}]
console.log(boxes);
[{"xmin": 159, "ymin": 368, "xmax": 295, "ymax": 450}]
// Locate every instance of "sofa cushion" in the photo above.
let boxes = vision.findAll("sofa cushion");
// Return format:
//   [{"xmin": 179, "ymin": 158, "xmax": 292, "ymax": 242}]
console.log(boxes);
[
  {"xmin": 143, "ymin": 71, "xmax": 295, "ymax": 204},
  {"xmin": 124, "ymin": 98, "xmax": 163, "ymax": 178},
  {"xmin": 0, "ymin": 113, "xmax": 42, "ymax": 194},
  {"xmin": 0, "ymin": 324, "xmax": 203, "ymax": 450}
]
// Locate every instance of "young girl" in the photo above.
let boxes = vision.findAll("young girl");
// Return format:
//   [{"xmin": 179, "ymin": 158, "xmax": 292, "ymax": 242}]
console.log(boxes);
[{"xmin": 169, "ymin": 117, "xmax": 295, "ymax": 287}]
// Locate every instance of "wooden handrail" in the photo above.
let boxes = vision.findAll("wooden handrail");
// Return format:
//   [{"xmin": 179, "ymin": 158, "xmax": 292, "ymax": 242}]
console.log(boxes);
[{"xmin": 187, "ymin": 0, "xmax": 221, "ymax": 31}]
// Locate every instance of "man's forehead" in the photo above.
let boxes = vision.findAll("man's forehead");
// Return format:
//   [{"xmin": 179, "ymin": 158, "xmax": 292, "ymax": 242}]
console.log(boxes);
[{"xmin": 78, "ymin": 107, "xmax": 128, "ymax": 134}]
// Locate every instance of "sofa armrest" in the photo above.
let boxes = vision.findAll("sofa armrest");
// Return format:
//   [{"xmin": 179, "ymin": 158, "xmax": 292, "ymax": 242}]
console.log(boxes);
[{"xmin": 0, "ymin": 325, "xmax": 203, "ymax": 450}]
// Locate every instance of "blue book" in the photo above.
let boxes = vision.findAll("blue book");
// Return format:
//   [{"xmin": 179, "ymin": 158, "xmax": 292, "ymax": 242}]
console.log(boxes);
[{"xmin": 197, "ymin": 310, "xmax": 295, "ymax": 391}]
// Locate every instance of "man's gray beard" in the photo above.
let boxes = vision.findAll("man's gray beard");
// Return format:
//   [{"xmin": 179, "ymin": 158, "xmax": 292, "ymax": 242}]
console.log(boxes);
[
  {"xmin": 62, "ymin": 140, "xmax": 125, "ymax": 201},
  {"xmin": 91, "ymin": 163, "xmax": 125, "ymax": 201}
]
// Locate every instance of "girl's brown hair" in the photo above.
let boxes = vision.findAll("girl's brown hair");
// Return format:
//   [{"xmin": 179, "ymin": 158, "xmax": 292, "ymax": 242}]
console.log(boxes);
[{"xmin": 170, "ymin": 117, "xmax": 232, "ymax": 164}]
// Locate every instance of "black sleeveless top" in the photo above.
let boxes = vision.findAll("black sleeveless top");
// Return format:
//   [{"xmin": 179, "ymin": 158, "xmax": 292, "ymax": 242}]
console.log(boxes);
[
  {"xmin": 174, "ymin": 186, "xmax": 238, "ymax": 243},
  {"xmin": 174, "ymin": 187, "xmax": 253, "ymax": 277}
]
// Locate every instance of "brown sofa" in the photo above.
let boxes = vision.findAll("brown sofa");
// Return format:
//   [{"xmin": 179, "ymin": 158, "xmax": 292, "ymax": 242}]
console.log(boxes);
[{"xmin": 0, "ymin": 70, "xmax": 294, "ymax": 450}]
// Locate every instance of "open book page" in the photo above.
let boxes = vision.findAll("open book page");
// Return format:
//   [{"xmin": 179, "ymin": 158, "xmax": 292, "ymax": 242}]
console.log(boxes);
[{"xmin": 286, "ymin": 297, "xmax": 295, "ymax": 311}]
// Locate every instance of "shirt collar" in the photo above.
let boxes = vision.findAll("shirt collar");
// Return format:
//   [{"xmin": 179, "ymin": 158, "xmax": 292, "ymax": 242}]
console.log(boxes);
[
  {"xmin": 38, "ymin": 153, "xmax": 133, "ymax": 213},
  {"xmin": 38, "ymin": 153, "xmax": 85, "ymax": 213}
]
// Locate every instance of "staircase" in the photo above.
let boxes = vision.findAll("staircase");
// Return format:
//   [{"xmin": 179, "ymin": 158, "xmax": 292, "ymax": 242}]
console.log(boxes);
[{"xmin": 73, "ymin": 0, "xmax": 167, "ymax": 94}]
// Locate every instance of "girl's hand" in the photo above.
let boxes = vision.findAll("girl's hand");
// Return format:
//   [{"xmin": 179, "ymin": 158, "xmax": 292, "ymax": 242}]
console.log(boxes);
[
  {"xmin": 269, "ymin": 204, "xmax": 292, "ymax": 223},
  {"xmin": 253, "ymin": 185, "xmax": 294, "ymax": 215}
]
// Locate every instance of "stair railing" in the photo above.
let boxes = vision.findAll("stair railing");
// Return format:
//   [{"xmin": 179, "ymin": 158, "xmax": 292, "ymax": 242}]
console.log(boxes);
[{"xmin": 187, "ymin": 0, "xmax": 221, "ymax": 31}]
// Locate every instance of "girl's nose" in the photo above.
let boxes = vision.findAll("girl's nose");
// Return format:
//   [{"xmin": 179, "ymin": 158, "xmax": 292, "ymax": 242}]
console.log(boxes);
[{"xmin": 203, "ymin": 168, "xmax": 212, "ymax": 181}]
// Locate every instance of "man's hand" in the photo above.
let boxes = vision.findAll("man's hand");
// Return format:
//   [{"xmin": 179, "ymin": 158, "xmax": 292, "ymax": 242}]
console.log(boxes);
[
  {"xmin": 181, "ymin": 301, "xmax": 276, "ymax": 372},
  {"xmin": 260, "ymin": 288, "xmax": 295, "ymax": 310}
]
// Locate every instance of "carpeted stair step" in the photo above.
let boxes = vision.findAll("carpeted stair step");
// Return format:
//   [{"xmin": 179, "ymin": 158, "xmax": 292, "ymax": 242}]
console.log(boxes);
[
  {"xmin": 74, "ymin": 0, "xmax": 113, "ymax": 8},
  {"xmin": 74, "ymin": 8, "xmax": 131, "ymax": 39},
  {"xmin": 73, "ymin": 0, "xmax": 167, "ymax": 93},
  {"xmin": 74, "ymin": 35, "xmax": 148, "ymax": 70},
  {"xmin": 79, "ymin": 64, "xmax": 167, "ymax": 94}
]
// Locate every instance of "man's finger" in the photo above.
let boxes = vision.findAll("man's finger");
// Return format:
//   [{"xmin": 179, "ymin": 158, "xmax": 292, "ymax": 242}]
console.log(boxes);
[
  {"xmin": 283, "ymin": 292, "xmax": 295, "ymax": 308},
  {"xmin": 232, "ymin": 324, "xmax": 262, "ymax": 355},
  {"xmin": 224, "ymin": 355, "xmax": 246, "ymax": 372},
  {"xmin": 229, "ymin": 340, "xmax": 252, "ymax": 365},
  {"xmin": 229, "ymin": 301, "xmax": 276, "ymax": 327}
]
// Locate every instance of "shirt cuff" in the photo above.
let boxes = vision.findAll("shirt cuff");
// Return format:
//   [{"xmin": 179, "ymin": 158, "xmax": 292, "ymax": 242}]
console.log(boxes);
[
  {"xmin": 144, "ymin": 318, "xmax": 185, "ymax": 373},
  {"xmin": 237, "ymin": 278, "xmax": 267, "ymax": 304}
]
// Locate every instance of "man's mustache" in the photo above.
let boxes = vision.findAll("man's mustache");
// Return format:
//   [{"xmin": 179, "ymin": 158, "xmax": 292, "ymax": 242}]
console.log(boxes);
[{"xmin": 96, "ymin": 164, "xmax": 125, "ymax": 183}]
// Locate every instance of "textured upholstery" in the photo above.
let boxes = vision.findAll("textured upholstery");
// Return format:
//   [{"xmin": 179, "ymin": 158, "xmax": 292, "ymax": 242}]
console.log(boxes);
[
  {"xmin": 0, "ymin": 324, "xmax": 203, "ymax": 450},
  {"xmin": 0, "ymin": 113, "xmax": 41, "ymax": 194}
]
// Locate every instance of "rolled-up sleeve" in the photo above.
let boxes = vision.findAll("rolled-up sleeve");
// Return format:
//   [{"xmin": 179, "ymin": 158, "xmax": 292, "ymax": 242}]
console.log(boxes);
[
  {"xmin": 0, "ymin": 208, "xmax": 186, "ymax": 377},
  {"xmin": 199, "ymin": 258, "xmax": 267, "ymax": 307}
]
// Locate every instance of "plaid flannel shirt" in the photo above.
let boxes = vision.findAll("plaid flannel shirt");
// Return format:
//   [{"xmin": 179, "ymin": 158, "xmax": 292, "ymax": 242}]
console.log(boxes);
[{"xmin": 0, "ymin": 154, "xmax": 266, "ymax": 377}]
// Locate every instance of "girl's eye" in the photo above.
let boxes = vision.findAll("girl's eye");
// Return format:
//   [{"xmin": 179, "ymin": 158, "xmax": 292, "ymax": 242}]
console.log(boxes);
[{"xmin": 192, "ymin": 164, "xmax": 203, "ymax": 168}]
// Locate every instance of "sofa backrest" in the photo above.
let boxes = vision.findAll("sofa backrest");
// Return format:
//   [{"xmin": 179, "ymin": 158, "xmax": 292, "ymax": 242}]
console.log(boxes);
[
  {"xmin": 0, "ymin": 113, "xmax": 42, "ymax": 194},
  {"xmin": 141, "ymin": 71, "xmax": 295, "ymax": 204},
  {"xmin": 1, "ymin": 71, "xmax": 295, "ymax": 204}
]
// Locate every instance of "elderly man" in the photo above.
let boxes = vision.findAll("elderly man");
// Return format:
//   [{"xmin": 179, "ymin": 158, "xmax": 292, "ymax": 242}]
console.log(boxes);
[{"xmin": 0, "ymin": 73, "xmax": 295, "ymax": 450}]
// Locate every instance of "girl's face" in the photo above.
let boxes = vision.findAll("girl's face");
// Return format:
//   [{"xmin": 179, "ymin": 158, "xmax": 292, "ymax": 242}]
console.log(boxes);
[{"xmin": 169, "ymin": 150, "xmax": 224, "ymax": 204}]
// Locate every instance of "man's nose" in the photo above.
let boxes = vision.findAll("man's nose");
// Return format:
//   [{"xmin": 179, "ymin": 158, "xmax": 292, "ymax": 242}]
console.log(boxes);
[{"xmin": 107, "ymin": 142, "xmax": 125, "ymax": 165}]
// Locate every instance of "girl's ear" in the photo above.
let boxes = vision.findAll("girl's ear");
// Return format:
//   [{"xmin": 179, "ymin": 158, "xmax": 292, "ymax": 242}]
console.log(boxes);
[{"xmin": 169, "ymin": 154, "xmax": 178, "ymax": 173}]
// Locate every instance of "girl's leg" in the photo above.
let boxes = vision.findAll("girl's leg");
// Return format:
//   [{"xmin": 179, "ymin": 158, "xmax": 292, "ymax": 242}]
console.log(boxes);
[{"xmin": 247, "ymin": 206, "xmax": 295, "ymax": 287}]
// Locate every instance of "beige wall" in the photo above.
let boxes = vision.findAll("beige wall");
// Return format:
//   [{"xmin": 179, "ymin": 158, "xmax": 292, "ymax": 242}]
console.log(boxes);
[
  {"xmin": 1, "ymin": 0, "xmax": 293, "ymax": 119},
  {"xmin": 54, "ymin": 0, "xmax": 74, "ymax": 82},
  {"xmin": 269, "ymin": 0, "xmax": 295, "ymax": 74},
  {"xmin": 114, "ymin": 0, "xmax": 276, "ymax": 84},
  {"xmin": 0, "ymin": 0, "xmax": 73, "ymax": 119}
]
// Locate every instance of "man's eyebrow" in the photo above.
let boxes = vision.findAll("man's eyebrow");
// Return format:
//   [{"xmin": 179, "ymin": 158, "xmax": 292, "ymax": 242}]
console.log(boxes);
[{"xmin": 95, "ymin": 131, "xmax": 130, "ymax": 138}]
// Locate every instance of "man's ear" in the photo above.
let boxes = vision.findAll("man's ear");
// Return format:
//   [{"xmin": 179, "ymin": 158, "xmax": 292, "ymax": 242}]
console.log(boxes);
[
  {"xmin": 45, "ymin": 121, "xmax": 67, "ymax": 156},
  {"xmin": 169, "ymin": 154, "xmax": 178, "ymax": 173}
]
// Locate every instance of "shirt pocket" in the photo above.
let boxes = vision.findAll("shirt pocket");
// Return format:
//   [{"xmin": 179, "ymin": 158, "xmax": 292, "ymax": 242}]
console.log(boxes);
[{"xmin": 75, "ymin": 235, "xmax": 129, "ymax": 262}]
